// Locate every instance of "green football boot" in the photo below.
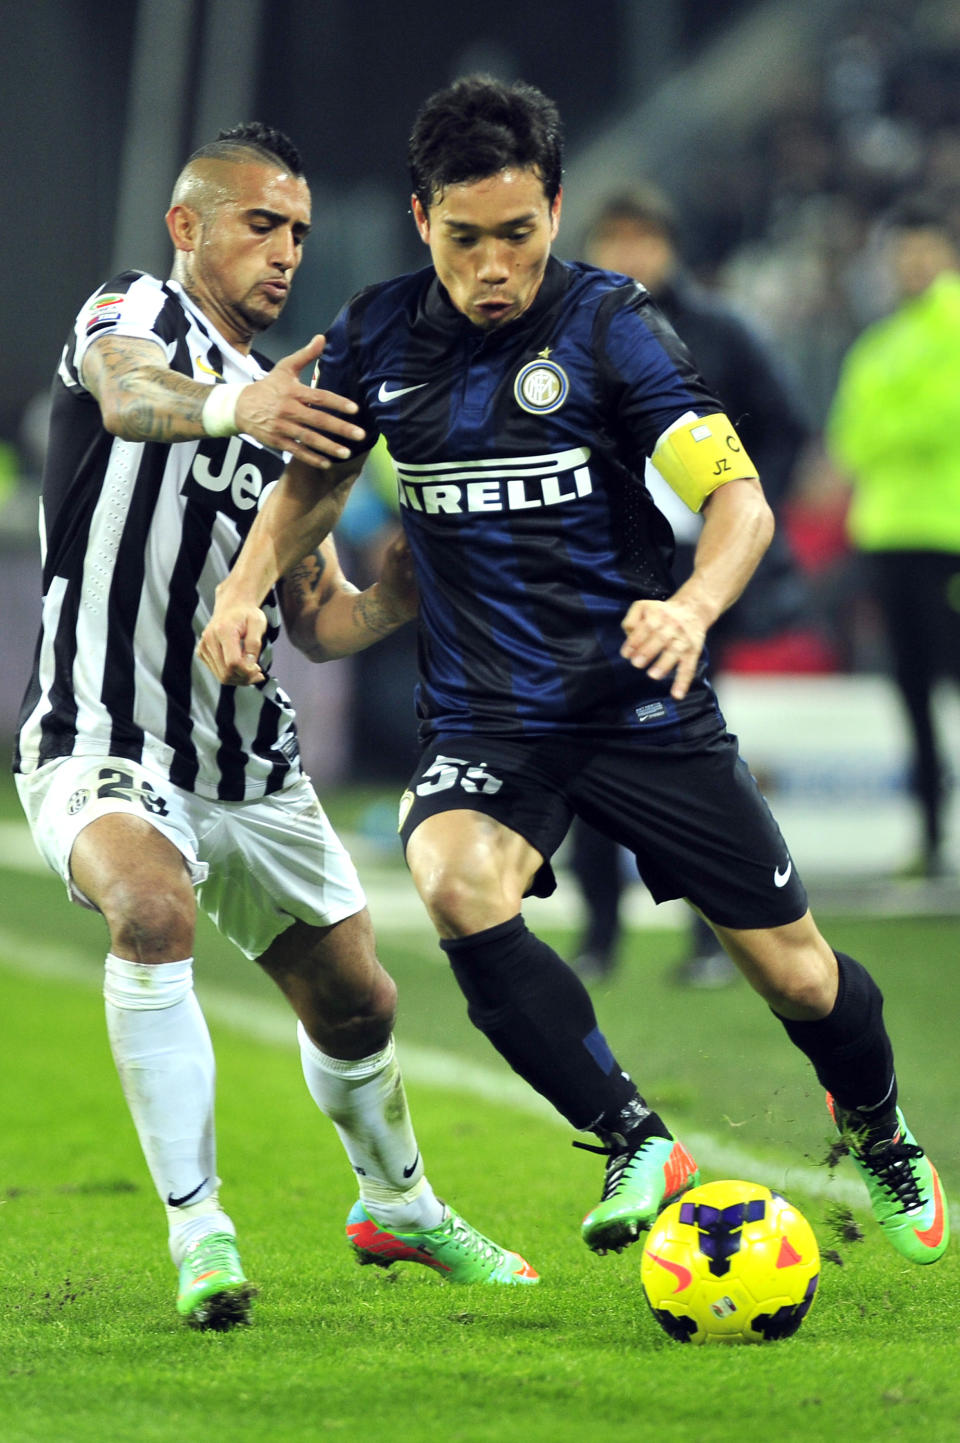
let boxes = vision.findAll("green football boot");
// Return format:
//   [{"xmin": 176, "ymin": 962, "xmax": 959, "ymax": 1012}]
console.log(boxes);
[
  {"xmin": 581, "ymin": 1133, "xmax": 700, "ymax": 1254},
  {"xmin": 175, "ymin": 1231, "xmax": 256, "ymax": 1329},
  {"xmin": 827, "ymin": 1095, "xmax": 949, "ymax": 1265},
  {"xmin": 346, "ymin": 1202, "xmax": 539, "ymax": 1284}
]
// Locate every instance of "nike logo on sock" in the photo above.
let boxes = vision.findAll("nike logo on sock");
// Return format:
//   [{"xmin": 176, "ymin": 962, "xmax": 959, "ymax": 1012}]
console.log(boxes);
[
  {"xmin": 166, "ymin": 1178, "xmax": 209, "ymax": 1208},
  {"xmin": 403, "ymin": 1152, "xmax": 421, "ymax": 1179}
]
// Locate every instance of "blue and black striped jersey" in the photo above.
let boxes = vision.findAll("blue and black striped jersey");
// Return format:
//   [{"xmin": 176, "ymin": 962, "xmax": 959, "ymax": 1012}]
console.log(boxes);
[{"xmin": 317, "ymin": 256, "xmax": 725, "ymax": 738}]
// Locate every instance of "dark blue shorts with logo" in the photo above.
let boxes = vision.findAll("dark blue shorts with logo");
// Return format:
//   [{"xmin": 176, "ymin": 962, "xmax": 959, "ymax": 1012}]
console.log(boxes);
[{"xmin": 398, "ymin": 715, "xmax": 808, "ymax": 930}]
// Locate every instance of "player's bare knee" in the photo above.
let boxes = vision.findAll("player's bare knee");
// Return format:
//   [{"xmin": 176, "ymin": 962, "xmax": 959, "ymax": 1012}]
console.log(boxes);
[
  {"xmin": 359, "ymin": 967, "xmax": 398, "ymax": 1033},
  {"xmin": 764, "ymin": 951, "xmax": 837, "ymax": 1019},
  {"xmin": 100, "ymin": 879, "xmax": 195, "ymax": 963},
  {"xmin": 305, "ymin": 970, "xmax": 397, "ymax": 1056},
  {"xmin": 411, "ymin": 863, "xmax": 487, "ymax": 935}
]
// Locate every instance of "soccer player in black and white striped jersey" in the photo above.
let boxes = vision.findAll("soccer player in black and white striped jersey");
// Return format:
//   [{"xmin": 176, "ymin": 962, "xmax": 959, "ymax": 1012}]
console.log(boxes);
[{"xmin": 14, "ymin": 123, "xmax": 538, "ymax": 1329}]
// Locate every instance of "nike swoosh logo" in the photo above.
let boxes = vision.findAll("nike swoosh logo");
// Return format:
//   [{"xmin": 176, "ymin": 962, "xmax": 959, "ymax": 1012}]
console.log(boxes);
[
  {"xmin": 648, "ymin": 1250, "xmax": 692, "ymax": 1293},
  {"xmin": 378, "ymin": 381, "xmax": 429, "ymax": 403},
  {"xmin": 166, "ymin": 1178, "xmax": 209, "ymax": 1208},
  {"xmin": 914, "ymin": 1167, "xmax": 946, "ymax": 1249},
  {"xmin": 402, "ymin": 1152, "xmax": 421, "ymax": 1179},
  {"xmin": 774, "ymin": 860, "xmax": 793, "ymax": 888}
]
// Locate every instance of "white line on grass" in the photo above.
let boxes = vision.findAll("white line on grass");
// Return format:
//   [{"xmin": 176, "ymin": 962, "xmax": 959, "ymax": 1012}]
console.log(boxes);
[{"xmin": 0, "ymin": 926, "xmax": 873, "ymax": 1212}]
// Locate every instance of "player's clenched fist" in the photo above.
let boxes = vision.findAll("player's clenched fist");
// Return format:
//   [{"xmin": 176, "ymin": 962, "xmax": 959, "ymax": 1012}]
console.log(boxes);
[{"xmin": 197, "ymin": 603, "xmax": 267, "ymax": 686}]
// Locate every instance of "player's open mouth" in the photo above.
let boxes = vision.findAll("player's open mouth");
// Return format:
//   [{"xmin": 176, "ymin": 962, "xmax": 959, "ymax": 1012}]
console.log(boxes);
[{"xmin": 475, "ymin": 299, "xmax": 513, "ymax": 321}]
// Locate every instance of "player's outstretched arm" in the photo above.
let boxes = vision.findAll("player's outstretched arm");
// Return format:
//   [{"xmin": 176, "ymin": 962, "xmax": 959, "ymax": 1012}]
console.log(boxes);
[
  {"xmin": 280, "ymin": 529, "xmax": 418, "ymax": 662},
  {"xmin": 82, "ymin": 332, "xmax": 365, "ymax": 465},
  {"xmin": 196, "ymin": 455, "xmax": 366, "ymax": 685},
  {"xmin": 620, "ymin": 477, "xmax": 773, "ymax": 699}
]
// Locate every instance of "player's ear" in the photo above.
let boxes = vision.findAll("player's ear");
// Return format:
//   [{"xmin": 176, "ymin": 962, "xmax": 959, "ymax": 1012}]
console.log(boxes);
[
  {"xmin": 166, "ymin": 203, "xmax": 200, "ymax": 253},
  {"xmin": 411, "ymin": 195, "xmax": 431, "ymax": 245}
]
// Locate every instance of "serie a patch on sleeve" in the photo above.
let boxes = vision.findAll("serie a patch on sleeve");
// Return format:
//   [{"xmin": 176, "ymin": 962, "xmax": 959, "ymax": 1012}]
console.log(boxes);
[
  {"xmin": 650, "ymin": 412, "xmax": 758, "ymax": 512},
  {"xmin": 84, "ymin": 292, "xmax": 126, "ymax": 339}
]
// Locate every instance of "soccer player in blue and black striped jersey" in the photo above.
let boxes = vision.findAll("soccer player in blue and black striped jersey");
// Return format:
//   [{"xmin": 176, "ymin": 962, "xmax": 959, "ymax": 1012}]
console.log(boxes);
[{"xmin": 203, "ymin": 79, "xmax": 948, "ymax": 1269}]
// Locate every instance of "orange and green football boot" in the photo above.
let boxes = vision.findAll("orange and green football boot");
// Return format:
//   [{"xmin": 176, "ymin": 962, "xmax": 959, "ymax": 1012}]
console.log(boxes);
[
  {"xmin": 827, "ymin": 1095, "xmax": 949, "ymax": 1265},
  {"xmin": 346, "ymin": 1202, "xmax": 539, "ymax": 1284},
  {"xmin": 581, "ymin": 1132, "xmax": 700, "ymax": 1254},
  {"xmin": 175, "ymin": 1231, "xmax": 256, "ymax": 1330}
]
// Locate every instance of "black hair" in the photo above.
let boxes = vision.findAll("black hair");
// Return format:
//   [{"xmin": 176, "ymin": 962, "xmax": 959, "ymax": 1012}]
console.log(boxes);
[
  {"xmin": 187, "ymin": 122, "xmax": 304, "ymax": 176},
  {"xmin": 407, "ymin": 74, "xmax": 563, "ymax": 209}
]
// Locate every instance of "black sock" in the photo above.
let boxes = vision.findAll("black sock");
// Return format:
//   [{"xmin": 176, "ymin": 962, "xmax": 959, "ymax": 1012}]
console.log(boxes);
[
  {"xmin": 594, "ymin": 1094, "xmax": 672, "ymax": 1148},
  {"xmin": 440, "ymin": 915, "xmax": 639, "ymax": 1131},
  {"xmin": 774, "ymin": 952, "xmax": 897, "ymax": 1130}
]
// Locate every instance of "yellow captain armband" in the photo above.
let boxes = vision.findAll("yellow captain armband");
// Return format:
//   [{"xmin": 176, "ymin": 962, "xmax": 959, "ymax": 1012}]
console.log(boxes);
[{"xmin": 650, "ymin": 411, "xmax": 759, "ymax": 512}]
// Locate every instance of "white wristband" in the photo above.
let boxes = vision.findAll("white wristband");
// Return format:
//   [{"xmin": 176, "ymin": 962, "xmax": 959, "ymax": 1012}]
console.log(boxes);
[{"xmin": 201, "ymin": 382, "xmax": 245, "ymax": 438}]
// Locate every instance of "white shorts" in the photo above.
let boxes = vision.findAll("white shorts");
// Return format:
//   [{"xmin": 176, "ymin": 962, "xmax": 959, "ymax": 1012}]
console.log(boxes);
[{"xmin": 16, "ymin": 755, "xmax": 367, "ymax": 960}]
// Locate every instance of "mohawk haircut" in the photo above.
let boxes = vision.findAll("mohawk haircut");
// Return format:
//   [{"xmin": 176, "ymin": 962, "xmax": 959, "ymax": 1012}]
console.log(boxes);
[
  {"xmin": 187, "ymin": 122, "xmax": 304, "ymax": 176},
  {"xmin": 408, "ymin": 74, "xmax": 563, "ymax": 210}
]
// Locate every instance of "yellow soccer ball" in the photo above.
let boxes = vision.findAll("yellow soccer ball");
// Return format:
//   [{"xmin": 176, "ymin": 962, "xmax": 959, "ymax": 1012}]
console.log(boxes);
[{"xmin": 640, "ymin": 1180, "xmax": 820, "ymax": 1345}]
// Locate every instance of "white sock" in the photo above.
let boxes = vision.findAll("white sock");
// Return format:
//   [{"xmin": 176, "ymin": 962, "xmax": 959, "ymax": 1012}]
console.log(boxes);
[
  {"xmin": 166, "ymin": 1193, "xmax": 236, "ymax": 1268},
  {"xmin": 298, "ymin": 1023, "xmax": 444, "ymax": 1231},
  {"xmin": 103, "ymin": 954, "xmax": 225, "ymax": 1259}
]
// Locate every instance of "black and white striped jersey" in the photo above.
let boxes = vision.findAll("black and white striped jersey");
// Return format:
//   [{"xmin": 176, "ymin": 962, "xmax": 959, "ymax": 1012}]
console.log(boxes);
[{"xmin": 14, "ymin": 270, "xmax": 301, "ymax": 801}]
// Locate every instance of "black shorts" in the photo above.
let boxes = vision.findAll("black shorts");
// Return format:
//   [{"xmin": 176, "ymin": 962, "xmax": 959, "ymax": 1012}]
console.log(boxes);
[{"xmin": 398, "ymin": 720, "xmax": 808, "ymax": 930}]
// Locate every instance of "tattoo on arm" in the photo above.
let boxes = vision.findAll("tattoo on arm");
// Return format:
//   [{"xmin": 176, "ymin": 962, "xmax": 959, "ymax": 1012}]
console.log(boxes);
[
  {"xmin": 353, "ymin": 587, "xmax": 403, "ymax": 640},
  {"xmin": 282, "ymin": 550, "xmax": 327, "ymax": 607},
  {"xmin": 279, "ymin": 549, "xmax": 332, "ymax": 647},
  {"xmin": 118, "ymin": 370, "xmax": 207, "ymax": 442},
  {"xmin": 83, "ymin": 334, "xmax": 209, "ymax": 442},
  {"xmin": 282, "ymin": 543, "xmax": 407, "ymax": 659}
]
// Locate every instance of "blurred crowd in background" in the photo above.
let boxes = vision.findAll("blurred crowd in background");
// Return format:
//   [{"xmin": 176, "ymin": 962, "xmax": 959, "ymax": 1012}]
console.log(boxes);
[
  {"xmin": 681, "ymin": 3, "xmax": 960, "ymax": 401},
  {"xmin": 703, "ymin": 0, "xmax": 960, "ymax": 664}
]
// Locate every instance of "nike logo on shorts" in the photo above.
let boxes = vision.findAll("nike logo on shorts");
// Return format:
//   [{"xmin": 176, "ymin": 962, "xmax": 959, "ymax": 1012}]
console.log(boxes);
[{"xmin": 774, "ymin": 860, "xmax": 793, "ymax": 887}]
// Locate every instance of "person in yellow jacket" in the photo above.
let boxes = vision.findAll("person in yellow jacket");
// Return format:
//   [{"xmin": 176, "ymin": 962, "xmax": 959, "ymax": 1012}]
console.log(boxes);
[{"xmin": 827, "ymin": 194, "xmax": 960, "ymax": 878}]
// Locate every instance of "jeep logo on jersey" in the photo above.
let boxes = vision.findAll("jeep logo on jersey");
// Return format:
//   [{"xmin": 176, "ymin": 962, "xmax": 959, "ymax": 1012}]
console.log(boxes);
[
  {"xmin": 183, "ymin": 436, "xmax": 284, "ymax": 520},
  {"xmin": 514, "ymin": 359, "xmax": 569, "ymax": 415},
  {"xmin": 395, "ymin": 447, "xmax": 593, "ymax": 515}
]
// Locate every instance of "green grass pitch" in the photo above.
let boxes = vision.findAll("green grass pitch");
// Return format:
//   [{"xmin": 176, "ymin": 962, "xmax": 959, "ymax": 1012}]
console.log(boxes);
[{"xmin": 2, "ymin": 771, "xmax": 959, "ymax": 1443}]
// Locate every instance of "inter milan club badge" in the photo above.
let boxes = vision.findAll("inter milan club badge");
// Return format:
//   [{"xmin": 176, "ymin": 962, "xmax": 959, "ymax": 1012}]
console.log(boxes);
[{"xmin": 514, "ymin": 358, "xmax": 569, "ymax": 415}]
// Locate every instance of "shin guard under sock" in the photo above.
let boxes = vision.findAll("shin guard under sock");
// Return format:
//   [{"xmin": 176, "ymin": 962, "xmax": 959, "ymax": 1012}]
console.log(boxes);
[
  {"xmin": 775, "ymin": 952, "xmax": 897, "ymax": 1125},
  {"xmin": 298, "ymin": 1025, "xmax": 443, "ymax": 1230},
  {"xmin": 103, "ymin": 955, "xmax": 219, "ymax": 1228},
  {"xmin": 441, "ymin": 915, "xmax": 638, "ymax": 1131}
]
